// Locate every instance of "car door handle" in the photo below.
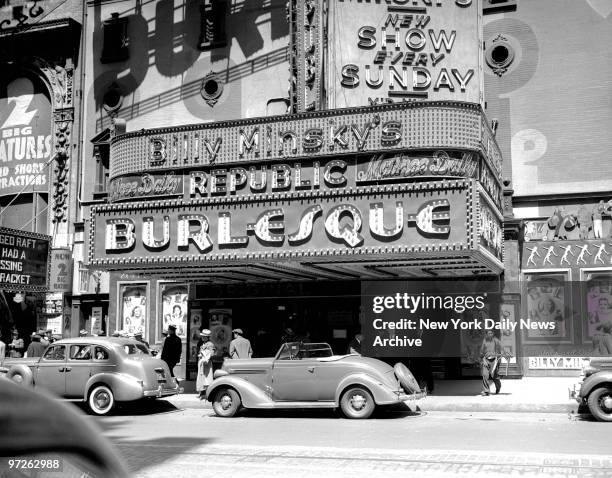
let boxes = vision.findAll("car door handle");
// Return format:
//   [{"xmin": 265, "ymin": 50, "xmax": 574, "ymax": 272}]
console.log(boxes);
[
  {"xmin": 64, "ymin": 367, "xmax": 72, "ymax": 372},
  {"xmin": 307, "ymin": 367, "xmax": 315, "ymax": 373},
  {"xmin": 58, "ymin": 367, "xmax": 65, "ymax": 372}
]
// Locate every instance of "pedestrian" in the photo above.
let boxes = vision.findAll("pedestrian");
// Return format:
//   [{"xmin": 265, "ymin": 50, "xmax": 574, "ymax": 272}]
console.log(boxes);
[
  {"xmin": 160, "ymin": 324, "xmax": 182, "ymax": 378},
  {"xmin": 281, "ymin": 327, "xmax": 296, "ymax": 344},
  {"xmin": 45, "ymin": 329, "xmax": 56, "ymax": 344},
  {"xmin": 480, "ymin": 329, "xmax": 502, "ymax": 396},
  {"xmin": 196, "ymin": 329, "xmax": 216, "ymax": 399},
  {"xmin": 39, "ymin": 329, "xmax": 50, "ymax": 347},
  {"xmin": 134, "ymin": 331, "xmax": 150, "ymax": 349},
  {"xmin": 25, "ymin": 333, "xmax": 46, "ymax": 358},
  {"xmin": 229, "ymin": 328, "xmax": 253, "ymax": 359},
  {"xmin": 0, "ymin": 335, "xmax": 6, "ymax": 358},
  {"xmin": 347, "ymin": 333, "xmax": 363, "ymax": 355},
  {"xmin": 8, "ymin": 330, "xmax": 24, "ymax": 358}
]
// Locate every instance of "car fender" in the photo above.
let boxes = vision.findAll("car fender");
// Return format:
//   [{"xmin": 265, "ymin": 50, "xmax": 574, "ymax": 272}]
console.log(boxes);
[
  {"xmin": 84, "ymin": 373, "xmax": 144, "ymax": 402},
  {"xmin": 206, "ymin": 376, "xmax": 274, "ymax": 408},
  {"xmin": 335, "ymin": 373, "xmax": 399, "ymax": 406},
  {"xmin": 580, "ymin": 371, "xmax": 612, "ymax": 398}
]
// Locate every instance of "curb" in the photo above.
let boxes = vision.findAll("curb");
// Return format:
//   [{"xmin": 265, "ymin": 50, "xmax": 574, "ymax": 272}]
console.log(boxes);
[{"xmin": 164, "ymin": 396, "xmax": 577, "ymax": 414}]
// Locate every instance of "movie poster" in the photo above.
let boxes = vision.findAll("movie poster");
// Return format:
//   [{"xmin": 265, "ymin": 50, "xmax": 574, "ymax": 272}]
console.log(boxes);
[
  {"xmin": 121, "ymin": 284, "xmax": 147, "ymax": 336},
  {"xmin": 585, "ymin": 276, "xmax": 612, "ymax": 341},
  {"xmin": 160, "ymin": 283, "xmax": 188, "ymax": 339},
  {"xmin": 209, "ymin": 308, "xmax": 232, "ymax": 358},
  {"xmin": 525, "ymin": 275, "xmax": 568, "ymax": 340}
]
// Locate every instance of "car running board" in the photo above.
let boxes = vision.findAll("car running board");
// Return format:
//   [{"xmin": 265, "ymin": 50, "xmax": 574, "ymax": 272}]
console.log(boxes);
[{"xmin": 256, "ymin": 401, "xmax": 336, "ymax": 409}]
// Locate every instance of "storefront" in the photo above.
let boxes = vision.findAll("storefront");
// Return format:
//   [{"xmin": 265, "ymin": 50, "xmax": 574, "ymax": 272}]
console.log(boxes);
[{"xmin": 86, "ymin": 100, "xmax": 504, "ymax": 379}]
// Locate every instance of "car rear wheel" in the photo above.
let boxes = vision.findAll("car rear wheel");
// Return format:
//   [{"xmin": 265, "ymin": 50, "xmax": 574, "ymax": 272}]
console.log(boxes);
[
  {"xmin": 88, "ymin": 385, "xmax": 115, "ymax": 416},
  {"xmin": 6, "ymin": 365, "xmax": 33, "ymax": 387},
  {"xmin": 212, "ymin": 388, "xmax": 241, "ymax": 417},
  {"xmin": 587, "ymin": 386, "xmax": 612, "ymax": 422},
  {"xmin": 340, "ymin": 386, "xmax": 375, "ymax": 419}
]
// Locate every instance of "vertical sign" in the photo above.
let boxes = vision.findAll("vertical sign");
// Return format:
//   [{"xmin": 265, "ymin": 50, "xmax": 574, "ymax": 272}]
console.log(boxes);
[
  {"xmin": 50, "ymin": 248, "xmax": 73, "ymax": 292},
  {"xmin": 328, "ymin": 0, "xmax": 483, "ymax": 107}
]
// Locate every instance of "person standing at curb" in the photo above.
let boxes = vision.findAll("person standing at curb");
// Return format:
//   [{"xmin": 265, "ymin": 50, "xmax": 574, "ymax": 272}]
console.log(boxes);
[
  {"xmin": 197, "ymin": 329, "xmax": 216, "ymax": 399},
  {"xmin": 480, "ymin": 329, "xmax": 502, "ymax": 396},
  {"xmin": 229, "ymin": 328, "xmax": 252, "ymax": 359}
]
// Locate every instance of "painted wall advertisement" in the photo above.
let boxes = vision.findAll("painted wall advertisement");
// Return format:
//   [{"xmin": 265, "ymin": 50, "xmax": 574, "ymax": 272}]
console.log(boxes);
[
  {"xmin": 328, "ymin": 0, "xmax": 482, "ymax": 107},
  {"xmin": 0, "ymin": 77, "xmax": 52, "ymax": 196},
  {"xmin": 0, "ymin": 226, "xmax": 50, "ymax": 291}
]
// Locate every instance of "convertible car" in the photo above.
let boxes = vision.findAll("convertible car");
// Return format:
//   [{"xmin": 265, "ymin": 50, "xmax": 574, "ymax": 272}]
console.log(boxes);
[
  {"xmin": 206, "ymin": 342, "xmax": 426, "ymax": 419},
  {"xmin": 1, "ymin": 337, "xmax": 181, "ymax": 415}
]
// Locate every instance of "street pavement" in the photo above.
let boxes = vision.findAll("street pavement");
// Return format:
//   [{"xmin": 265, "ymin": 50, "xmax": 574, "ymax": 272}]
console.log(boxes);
[{"xmin": 88, "ymin": 401, "xmax": 612, "ymax": 478}]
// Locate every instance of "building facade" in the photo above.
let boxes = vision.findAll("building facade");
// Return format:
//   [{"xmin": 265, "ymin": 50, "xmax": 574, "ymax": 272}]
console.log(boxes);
[
  {"xmin": 0, "ymin": 0, "xmax": 84, "ymax": 348},
  {"xmin": 77, "ymin": 0, "xmax": 612, "ymax": 380}
]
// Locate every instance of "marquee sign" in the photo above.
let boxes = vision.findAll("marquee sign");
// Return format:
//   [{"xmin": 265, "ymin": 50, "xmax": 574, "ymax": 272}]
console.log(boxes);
[
  {"xmin": 109, "ymin": 102, "xmax": 502, "ymax": 182},
  {"xmin": 108, "ymin": 151, "xmax": 503, "ymax": 209},
  {"xmin": 327, "ymin": 0, "xmax": 483, "ymax": 107},
  {"xmin": 89, "ymin": 180, "xmax": 478, "ymax": 267},
  {"xmin": 0, "ymin": 226, "xmax": 50, "ymax": 291}
]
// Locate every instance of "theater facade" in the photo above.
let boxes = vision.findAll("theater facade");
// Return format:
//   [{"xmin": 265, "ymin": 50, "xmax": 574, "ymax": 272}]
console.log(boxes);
[{"xmin": 80, "ymin": 0, "xmax": 514, "ymax": 379}]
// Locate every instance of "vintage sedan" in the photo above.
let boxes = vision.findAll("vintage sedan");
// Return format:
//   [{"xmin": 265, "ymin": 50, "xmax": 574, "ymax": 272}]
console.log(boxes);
[
  {"xmin": 570, "ymin": 357, "xmax": 612, "ymax": 422},
  {"xmin": 0, "ymin": 337, "xmax": 181, "ymax": 415},
  {"xmin": 205, "ymin": 342, "xmax": 426, "ymax": 419}
]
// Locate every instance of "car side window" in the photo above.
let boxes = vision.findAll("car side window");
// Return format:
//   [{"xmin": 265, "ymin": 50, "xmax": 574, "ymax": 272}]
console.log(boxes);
[
  {"xmin": 94, "ymin": 346, "xmax": 109, "ymax": 361},
  {"xmin": 70, "ymin": 345, "xmax": 92, "ymax": 361},
  {"xmin": 277, "ymin": 343, "xmax": 301, "ymax": 360},
  {"xmin": 43, "ymin": 345, "xmax": 65, "ymax": 361}
]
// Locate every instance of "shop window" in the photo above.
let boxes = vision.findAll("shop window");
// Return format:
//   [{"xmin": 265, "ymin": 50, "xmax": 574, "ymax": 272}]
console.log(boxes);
[
  {"xmin": 101, "ymin": 13, "xmax": 129, "ymax": 64},
  {"xmin": 198, "ymin": 0, "xmax": 228, "ymax": 51}
]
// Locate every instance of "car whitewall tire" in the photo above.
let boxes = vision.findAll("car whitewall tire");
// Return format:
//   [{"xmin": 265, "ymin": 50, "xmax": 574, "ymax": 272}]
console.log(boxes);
[
  {"xmin": 212, "ymin": 388, "xmax": 241, "ymax": 417},
  {"xmin": 88, "ymin": 385, "xmax": 115, "ymax": 416}
]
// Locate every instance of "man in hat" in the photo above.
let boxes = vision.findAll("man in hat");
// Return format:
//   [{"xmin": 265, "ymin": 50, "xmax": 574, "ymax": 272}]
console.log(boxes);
[
  {"xmin": 134, "ymin": 331, "xmax": 149, "ymax": 349},
  {"xmin": 45, "ymin": 329, "xmax": 56, "ymax": 345},
  {"xmin": 25, "ymin": 333, "xmax": 46, "ymax": 358},
  {"xmin": 161, "ymin": 324, "xmax": 182, "ymax": 377},
  {"xmin": 229, "ymin": 328, "xmax": 252, "ymax": 359},
  {"xmin": 39, "ymin": 329, "xmax": 50, "ymax": 347}
]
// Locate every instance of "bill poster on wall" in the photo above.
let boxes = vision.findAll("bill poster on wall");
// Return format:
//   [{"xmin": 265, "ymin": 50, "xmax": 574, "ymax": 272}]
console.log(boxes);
[
  {"xmin": 91, "ymin": 306, "xmax": 103, "ymax": 336},
  {"xmin": 121, "ymin": 284, "xmax": 147, "ymax": 336},
  {"xmin": 160, "ymin": 283, "xmax": 188, "ymax": 339},
  {"xmin": 209, "ymin": 308, "xmax": 232, "ymax": 358},
  {"xmin": 460, "ymin": 305, "xmax": 489, "ymax": 368},
  {"xmin": 0, "ymin": 77, "xmax": 52, "ymax": 197},
  {"xmin": 524, "ymin": 274, "xmax": 570, "ymax": 342},
  {"xmin": 585, "ymin": 275, "xmax": 612, "ymax": 343}
]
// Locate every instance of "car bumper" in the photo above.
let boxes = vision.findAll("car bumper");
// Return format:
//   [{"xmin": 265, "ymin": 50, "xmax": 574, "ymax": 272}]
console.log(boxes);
[
  {"xmin": 143, "ymin": 384, "xmax": 183, "ymax": 398},
  {"xmin": 400, "ymin": 388, "xmax": 427, "ymax": 401}
]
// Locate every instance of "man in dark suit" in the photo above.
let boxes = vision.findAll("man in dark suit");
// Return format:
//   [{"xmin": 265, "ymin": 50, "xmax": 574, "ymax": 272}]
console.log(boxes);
[{"xmin": 161, "ymin": 325, "xmax": 182, "ymax": 378}]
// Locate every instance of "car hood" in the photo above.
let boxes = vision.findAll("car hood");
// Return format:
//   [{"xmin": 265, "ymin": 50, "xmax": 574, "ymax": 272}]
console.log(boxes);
[{"xmin": 590, "ymin": 357, "xmax": 612, "ymax": 370}]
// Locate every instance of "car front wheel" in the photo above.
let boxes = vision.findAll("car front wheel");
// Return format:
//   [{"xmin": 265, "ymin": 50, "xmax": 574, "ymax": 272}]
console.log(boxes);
[
  {"xmin": 212, "ymin": 388, "xmax": 241, "ymax": 417},
  {"xmin": 88, "ymin": 385, "xmax": 115, "ymax": 416},
  {"xmin": 587, "ymin": 386, "xmax": 612, "ymax": 422},
  {"xmin": 340, "ymin": 386, "xmax": 375, "ymax": 419}
]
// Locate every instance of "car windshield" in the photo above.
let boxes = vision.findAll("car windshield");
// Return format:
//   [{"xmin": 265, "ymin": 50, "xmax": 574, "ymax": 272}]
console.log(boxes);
[
  {"xmin": 276, "ymin": 342, "xmax": 333, "ymax": 360},
  {"xmin": 123, "ymin": 343, "xmax": 149, "ymax": 355}
]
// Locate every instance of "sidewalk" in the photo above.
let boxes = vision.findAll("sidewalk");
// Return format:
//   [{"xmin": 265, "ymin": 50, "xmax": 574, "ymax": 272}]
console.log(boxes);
[{"xmin": 165, "ymin": 377, "xmax": 579, "ymax": 413}]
